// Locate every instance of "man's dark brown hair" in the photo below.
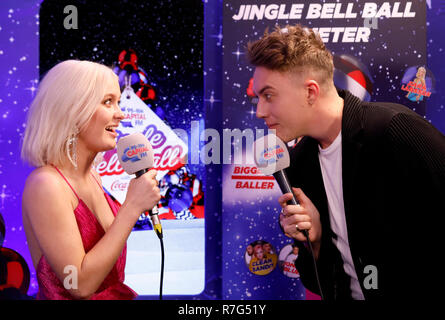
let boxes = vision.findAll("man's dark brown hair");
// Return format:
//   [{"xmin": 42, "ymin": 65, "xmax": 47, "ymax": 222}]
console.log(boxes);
[{"xmin": 247, "ymin": 25, "xmax": 334, "ymax": 86}]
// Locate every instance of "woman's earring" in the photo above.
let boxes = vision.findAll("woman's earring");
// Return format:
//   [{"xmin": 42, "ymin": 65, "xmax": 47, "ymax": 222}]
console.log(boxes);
[{"xmin": 66, "ymin": 128, "xmax": 79, "ymax": 169}]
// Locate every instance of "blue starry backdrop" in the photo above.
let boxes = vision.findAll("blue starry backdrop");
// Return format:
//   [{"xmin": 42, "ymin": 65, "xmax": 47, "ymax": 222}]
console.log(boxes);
[
  {"xmin": 222, "ymin": 0, "xmax": 444, "ymax": 299},
  {"xmin": 0, "ymin": 0, "xmax": 444, "ymax": 299},
  {"xmin": 0, "ymin": 0, "xmax": 41, "ymax": 296}
]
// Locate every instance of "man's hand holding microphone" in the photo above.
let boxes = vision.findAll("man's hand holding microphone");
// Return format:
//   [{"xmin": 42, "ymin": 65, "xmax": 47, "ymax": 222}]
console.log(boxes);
[
  {"xmin": 253, "ymin": 134, "xmax": 322, "ymax": 259},
  {"xmin": 278, "ymin": 187, "xmax": 322, "ymax": 259}
]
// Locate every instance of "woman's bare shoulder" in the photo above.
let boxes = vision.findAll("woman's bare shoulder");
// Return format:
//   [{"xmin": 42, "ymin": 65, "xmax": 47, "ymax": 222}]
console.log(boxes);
[
  {"xmin": 24, "ymin": 166, "xmax": 63, "ymax": 191},
  {"xmin": 23, "ymin": 166, "xmax": 72, "ymax": 212}
]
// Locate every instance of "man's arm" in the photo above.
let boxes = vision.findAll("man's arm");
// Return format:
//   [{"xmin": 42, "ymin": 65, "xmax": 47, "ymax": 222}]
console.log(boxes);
[{"xmin": 387, "ymin": 112, "xmax": 445, "ymax": 208}]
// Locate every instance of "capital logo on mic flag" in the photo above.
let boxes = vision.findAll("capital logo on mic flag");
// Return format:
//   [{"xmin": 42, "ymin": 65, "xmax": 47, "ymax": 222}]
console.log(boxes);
[
  {"xmin": 257, "ymin": 144, "xmax": 285, "ymax": 166},
  {"xmin": 122, "ymin": 144, "xmax": 150, "ymax": 163},
  {"xmin": 253, "ymin": 133, "xmax": 290, "ymax": 176}
]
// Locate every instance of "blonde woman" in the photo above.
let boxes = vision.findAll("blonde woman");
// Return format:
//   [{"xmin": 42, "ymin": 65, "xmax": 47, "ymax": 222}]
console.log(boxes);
[
  {"xmin": 21, "ymin": 60, "xmax": 161, "ymax": 300},
  {"xmin": 406, "ymin": 66, "xmax": 426, "ymax": 102}
]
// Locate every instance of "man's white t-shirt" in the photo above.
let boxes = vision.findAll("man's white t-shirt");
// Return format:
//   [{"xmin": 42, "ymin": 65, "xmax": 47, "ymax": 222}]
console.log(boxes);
[{"xmin": 318, "ymin": 131, "xmax": 365, "ymax": 300}]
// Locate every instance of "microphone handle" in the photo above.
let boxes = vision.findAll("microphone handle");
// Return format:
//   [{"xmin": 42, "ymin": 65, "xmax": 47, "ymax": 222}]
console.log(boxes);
[
  {"xmin": 134, "ymin": 168, "xmax": 163, "ymax": 239},
  {"xmin": 273, "ymin": 170, "xmax": 299, "ymax": 206},
  {"xmin": 135, "ymin": 168, "xmax": 150, "ymax": 178},
  {"xmin": 272, "ymin": 170, "xmax": 309, "ymax": 239},
  {"xmin": 134, "ymin": 167, "xmax": 158, "ymax": 213}
]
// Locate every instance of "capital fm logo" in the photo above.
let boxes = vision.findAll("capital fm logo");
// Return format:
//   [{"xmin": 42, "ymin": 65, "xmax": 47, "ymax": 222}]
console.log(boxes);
[
  {"xmin": 122, "ymin": 144, "xmax": 149, "ymax": 163},
  {"xmin": 257, "ymin": 144, "xmax": 285, "ymax": 166}
]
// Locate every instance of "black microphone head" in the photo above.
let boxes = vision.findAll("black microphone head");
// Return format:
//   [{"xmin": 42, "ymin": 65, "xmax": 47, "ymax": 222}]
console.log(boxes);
[
  {"xmin": 116, "ymin": 133, "xmax": 154, "ymax": 175},
  {"xmin": 253, "ymin": 133, "xmax": 290, "ymax": 175}
]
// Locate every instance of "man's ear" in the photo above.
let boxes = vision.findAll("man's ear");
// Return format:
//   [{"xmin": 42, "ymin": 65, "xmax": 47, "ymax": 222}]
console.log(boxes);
[{"xmin": 305, "ymin": 80, "xmax": 320, "ymax": 106}]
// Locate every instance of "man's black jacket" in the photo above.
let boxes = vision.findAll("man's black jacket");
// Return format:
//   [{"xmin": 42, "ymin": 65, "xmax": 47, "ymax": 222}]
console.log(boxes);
[{"xmin": 287, "ymin": 90, "xmax": 445, "ymax": 300}]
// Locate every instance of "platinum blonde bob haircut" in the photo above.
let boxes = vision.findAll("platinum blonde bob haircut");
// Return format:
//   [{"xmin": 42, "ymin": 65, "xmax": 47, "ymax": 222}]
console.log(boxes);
[{"xmin": 21, "ymin": 60, "xmax": 118, "ymax": 167}]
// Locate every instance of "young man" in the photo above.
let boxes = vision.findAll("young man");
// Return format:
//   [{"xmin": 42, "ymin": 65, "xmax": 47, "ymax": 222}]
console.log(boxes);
[{"xmin": 248, "ymin": 25, "xmax": 445, "ymax": 300}]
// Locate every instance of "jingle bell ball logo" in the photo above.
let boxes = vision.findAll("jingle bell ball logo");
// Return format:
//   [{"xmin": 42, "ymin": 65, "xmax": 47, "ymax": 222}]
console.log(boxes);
[
  {"xmin": 258, "ymin": 145, "xmax": 285, "ymax": 166},
  {"xmin": 122, "ymin": 144, "xmax": 150, "ymax": 163}
]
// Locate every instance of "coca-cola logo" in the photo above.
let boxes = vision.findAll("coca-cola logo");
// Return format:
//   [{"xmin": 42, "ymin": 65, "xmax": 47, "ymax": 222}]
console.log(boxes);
[{"xmin": 110, "ymin": 180, "xmax": 129, "ymax": 191}]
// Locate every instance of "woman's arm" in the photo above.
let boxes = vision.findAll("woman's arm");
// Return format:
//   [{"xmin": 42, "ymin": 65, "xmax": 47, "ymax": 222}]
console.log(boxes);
[{"xmin": 22, "ymin": 168, "xmax": 160, "ymax": 299}]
